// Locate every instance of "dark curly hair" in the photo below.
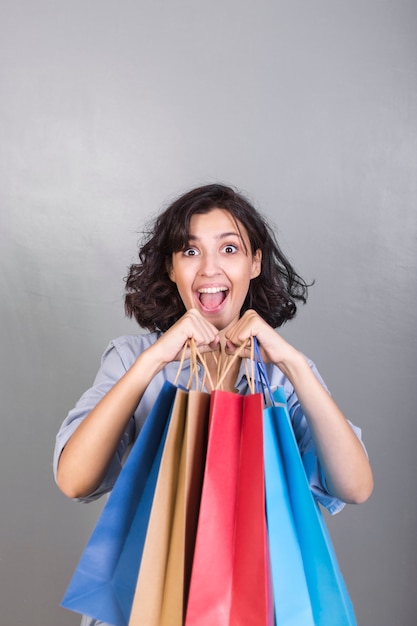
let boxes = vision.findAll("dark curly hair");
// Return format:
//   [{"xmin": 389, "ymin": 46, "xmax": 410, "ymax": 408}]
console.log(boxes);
[{"xmin": 125, "ymin": 183, "xmax": 310, "ymax": 332}]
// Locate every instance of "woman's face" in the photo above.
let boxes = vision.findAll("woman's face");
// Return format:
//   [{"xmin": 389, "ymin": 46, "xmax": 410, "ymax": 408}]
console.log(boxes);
[{"xmin": 169, "ymin": 208, "xmax": 262, "ymax": 332}]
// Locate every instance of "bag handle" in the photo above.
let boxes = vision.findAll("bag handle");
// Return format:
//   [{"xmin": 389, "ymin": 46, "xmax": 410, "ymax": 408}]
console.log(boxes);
[
  {"xmin": 174, "ymin": 337, "xmax": 273, "ymax": 396},
  {"xmin": 253, "ymin": 338, "xmax": 274, "ymax": 402},
  {"xmin": 216, "ymin": 338, "xmax": 255, "ymax": 394},
  {"xmin": 252, "ymin": 337, "xmax": 288, "ymax": 408},
  {"xmin": 173, "ymin": 339, "xmax": 214, "ymax": 391}
]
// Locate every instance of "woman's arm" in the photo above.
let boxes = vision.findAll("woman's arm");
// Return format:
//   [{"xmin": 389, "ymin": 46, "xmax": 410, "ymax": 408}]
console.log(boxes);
[
  {"xmin": 57, "ymin": 310, "xmax": 220, "ymax": 499},
  {"xmin": 57, "ymin": 346, "xmax": 166, "ymax": 499},
  {"xmin": 225, "ymin": 310, "xmax": 374, "ymax": 504},
  {"xmin": 276, "ymin": 352, "xmax": 373, "ymax": 504}
]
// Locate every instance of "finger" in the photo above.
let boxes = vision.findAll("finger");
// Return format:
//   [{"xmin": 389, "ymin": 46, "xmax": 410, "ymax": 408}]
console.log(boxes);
[
  {"xmin": 208, "ymin": 336, "xmax": 221, "ymax": 351},
  {"xmin": 224, "ymin": 339, "xmax": 253, "ymax": 361}
]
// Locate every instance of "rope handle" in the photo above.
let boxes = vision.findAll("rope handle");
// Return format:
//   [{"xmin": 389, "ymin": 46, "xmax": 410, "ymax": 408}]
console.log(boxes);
[
  {"xmin": 174, "ymin": 336, "xmax": 274, "ymax": 398},
  {"xmin": 173, "ymin": 338, "xmax": 214, "ymax": 391},
  {"xmin": 253, "ymin": 337, "xmax": 276, "ymax": 406},
  {"xmin": 215, "ymin": 338, "xmax": 254, "ymax": 392}
]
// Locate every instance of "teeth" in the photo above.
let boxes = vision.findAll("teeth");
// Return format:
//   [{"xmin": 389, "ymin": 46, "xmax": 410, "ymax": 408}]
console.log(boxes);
[{"xmin": 198, "ymin": 287, "xmax": 228, "ymax": 294}]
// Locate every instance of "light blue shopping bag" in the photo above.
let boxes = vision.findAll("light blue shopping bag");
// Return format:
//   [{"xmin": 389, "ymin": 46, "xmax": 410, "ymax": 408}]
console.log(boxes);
[{"xmin": 255, "ymin": 339, "xmax": 357, "ymax": 626}]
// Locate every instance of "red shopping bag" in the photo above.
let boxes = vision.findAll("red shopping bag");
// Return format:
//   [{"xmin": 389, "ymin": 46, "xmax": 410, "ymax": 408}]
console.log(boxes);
[
  {"xmin": 230, "ymin": 393, "xmax": 273, "ymax": 625},
  {"xmin": 185, "ymin": 389, "xmax": 273, "ymax": 626}
]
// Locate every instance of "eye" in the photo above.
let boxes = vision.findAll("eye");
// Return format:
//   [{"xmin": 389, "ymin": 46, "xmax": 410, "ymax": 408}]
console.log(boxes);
[
  {"xmin": 183, "ymin": 246, "xmax": 199, "ymax": 257},
  {"xmin": 222, "ymin": 244, "xmax": 238, "ymax": 254}
]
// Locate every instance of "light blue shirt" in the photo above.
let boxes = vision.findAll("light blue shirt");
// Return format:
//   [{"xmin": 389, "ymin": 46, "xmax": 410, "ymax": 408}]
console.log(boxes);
[{"xmin": 54, "ymin": 332, "xmax": 363, "ymax": 517}]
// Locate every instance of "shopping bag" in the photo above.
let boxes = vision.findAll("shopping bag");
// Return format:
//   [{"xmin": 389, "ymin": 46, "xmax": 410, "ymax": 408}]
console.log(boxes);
[
  {"xmin": 161, "ymin": 389, "xmax": 210, "ymax": 622},
  {"xmin": 267, "ymin": 386, "xmax": 356, "ymax": 626},
  {"xmin": 264, "ymin": 401, "xmax": 316, "ymax": 626},
  {"xmin": 61, "ymin": 380, "xmax": 177, "ymax": 626},
  {"xmin": 230, "ymin": 392, "xmax": 274, "ymax": 626},
  {"xmin": 129, "ymin": 388, "xmax": 210, "ymax": 626},
  {"xmin": 185, "ymin": 387, "xmax": 273, "ymax": 626},
  {"xmin": 185, "ymin": 390, "xmax": 243, "ymax": 626},
  {"xmin": 257, "ymin": 338, "xmax": 357, "ymax": 626}
]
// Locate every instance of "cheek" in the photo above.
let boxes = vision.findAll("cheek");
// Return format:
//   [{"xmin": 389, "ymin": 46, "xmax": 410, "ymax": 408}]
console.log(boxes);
[
  {"xmin": 172, "ymin": 271, "xmax": 193, "ymax": 299},
  {"xmin": 168, "ymin": 258, "xmax": 188, "ymax": 285}
]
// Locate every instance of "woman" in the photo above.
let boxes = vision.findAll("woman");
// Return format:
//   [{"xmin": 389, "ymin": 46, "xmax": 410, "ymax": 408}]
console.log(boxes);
[{"xmin": 54, "ymin": 183, "xmax": 373, "ymax": 623}]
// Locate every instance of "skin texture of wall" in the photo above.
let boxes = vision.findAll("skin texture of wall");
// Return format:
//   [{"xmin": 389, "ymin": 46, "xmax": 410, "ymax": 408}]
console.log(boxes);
[{"xmin": 1, "ymin": 1, "xmax": 416, "ymax": 624}]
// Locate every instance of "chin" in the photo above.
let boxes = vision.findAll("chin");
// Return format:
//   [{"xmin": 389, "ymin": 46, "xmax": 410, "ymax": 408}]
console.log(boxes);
[{"xmin": 211, "ymin": 316, "xmax": 237, "ymax": 333}]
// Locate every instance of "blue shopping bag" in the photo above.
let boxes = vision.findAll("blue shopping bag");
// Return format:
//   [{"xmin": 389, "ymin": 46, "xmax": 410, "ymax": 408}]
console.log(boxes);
[
  {"xmin": 263, "ymin": 405, "xmax": 316, "ymax": 626},
  {"xmin": 61, "ymin": 380, "xmax": 177, "ymax": 626},
  {"xmin": 256, "ymin": 340, "xmax": 357, "ymax": 626}
]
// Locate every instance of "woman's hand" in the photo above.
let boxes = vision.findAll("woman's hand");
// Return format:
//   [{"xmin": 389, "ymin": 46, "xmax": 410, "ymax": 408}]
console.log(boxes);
[
  {"xmin": 225, "ymin": 309, "xmax": 374, "ymax": 505},
  {"xmin": 224, "ymin": 309, "xmax": 299, "ymax": 367},
  {"xmin": 148, "ymin": 308, "xmax": 221, "ymax": 367},
  {"xmin": 57, "ymin": 308, "xmax": 220, "ymax": 499}
]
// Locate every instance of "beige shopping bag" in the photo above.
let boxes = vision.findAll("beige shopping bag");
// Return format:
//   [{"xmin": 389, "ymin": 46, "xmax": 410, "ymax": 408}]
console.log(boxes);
[{"xmin": 128, "ymin": 387, "xmax": 209, "ymax": 626}]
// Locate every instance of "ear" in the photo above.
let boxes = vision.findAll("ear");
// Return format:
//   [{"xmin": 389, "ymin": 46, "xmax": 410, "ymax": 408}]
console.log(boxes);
[
  {"xmin": 251, "ymin": 249, "xmax": 262, "ymax": 279},
  {"xmin": 166, "ymin": 257, "xmax": 176, "ymax": 283}
]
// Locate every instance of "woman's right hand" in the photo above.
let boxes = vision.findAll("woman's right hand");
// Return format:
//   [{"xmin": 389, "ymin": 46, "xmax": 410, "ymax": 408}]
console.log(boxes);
[
  {"xmin": 147, "ymin": 308, "xmax": 221, "ymax": 367},
  {"xmin": 57, "ymin": 309, "xmax": 220, "ymax": 499}
]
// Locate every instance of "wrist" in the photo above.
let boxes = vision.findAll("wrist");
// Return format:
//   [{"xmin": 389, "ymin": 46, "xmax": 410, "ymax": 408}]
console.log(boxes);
[
  {"xmin": 133, "ymin": 344, "xmax": 168, "ymax": 379},
  {"xmin": 276, "ymin": 349, "xmax": 310, "ymax": 383}
]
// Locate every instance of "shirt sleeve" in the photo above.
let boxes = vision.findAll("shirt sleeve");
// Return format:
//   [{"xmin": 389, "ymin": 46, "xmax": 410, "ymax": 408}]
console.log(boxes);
[
  {"xmin": 288, "ymin": 400, "xmax": 363, "ymax": 515},
  {"xmin": 53, "ymin": 341, "xmax": 136, "ymax": 502},
  {"xmin": 271, "ymin": 359, "xmax": 364, "ymax": 515}
]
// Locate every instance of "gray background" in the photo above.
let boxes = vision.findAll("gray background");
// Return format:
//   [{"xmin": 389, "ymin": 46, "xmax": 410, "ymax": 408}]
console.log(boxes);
[{"xmin": 1, "ymin": 1, "xmax": 416, "ymax": 625}]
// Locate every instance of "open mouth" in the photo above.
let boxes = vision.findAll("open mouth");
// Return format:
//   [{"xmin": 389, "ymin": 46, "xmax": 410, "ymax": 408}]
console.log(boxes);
[{"xmin": 198, "ymin": 286, "xmax": 229, "ymax": 311}]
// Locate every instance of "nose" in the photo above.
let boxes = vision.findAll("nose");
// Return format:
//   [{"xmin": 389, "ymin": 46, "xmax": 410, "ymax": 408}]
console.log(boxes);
[{"xmin": 199, "ymin": 251, "xmax": 221, "ymax": 277}]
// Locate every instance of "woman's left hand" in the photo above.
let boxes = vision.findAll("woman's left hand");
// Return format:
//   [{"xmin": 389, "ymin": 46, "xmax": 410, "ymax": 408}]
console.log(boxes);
[
  {"xmin": 224, "ymin": 309, "xmax": 299, "ymax": 368},
  {"xmin": 226, "ymin": 311, "xmax": 374, "ymax": 505}
]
